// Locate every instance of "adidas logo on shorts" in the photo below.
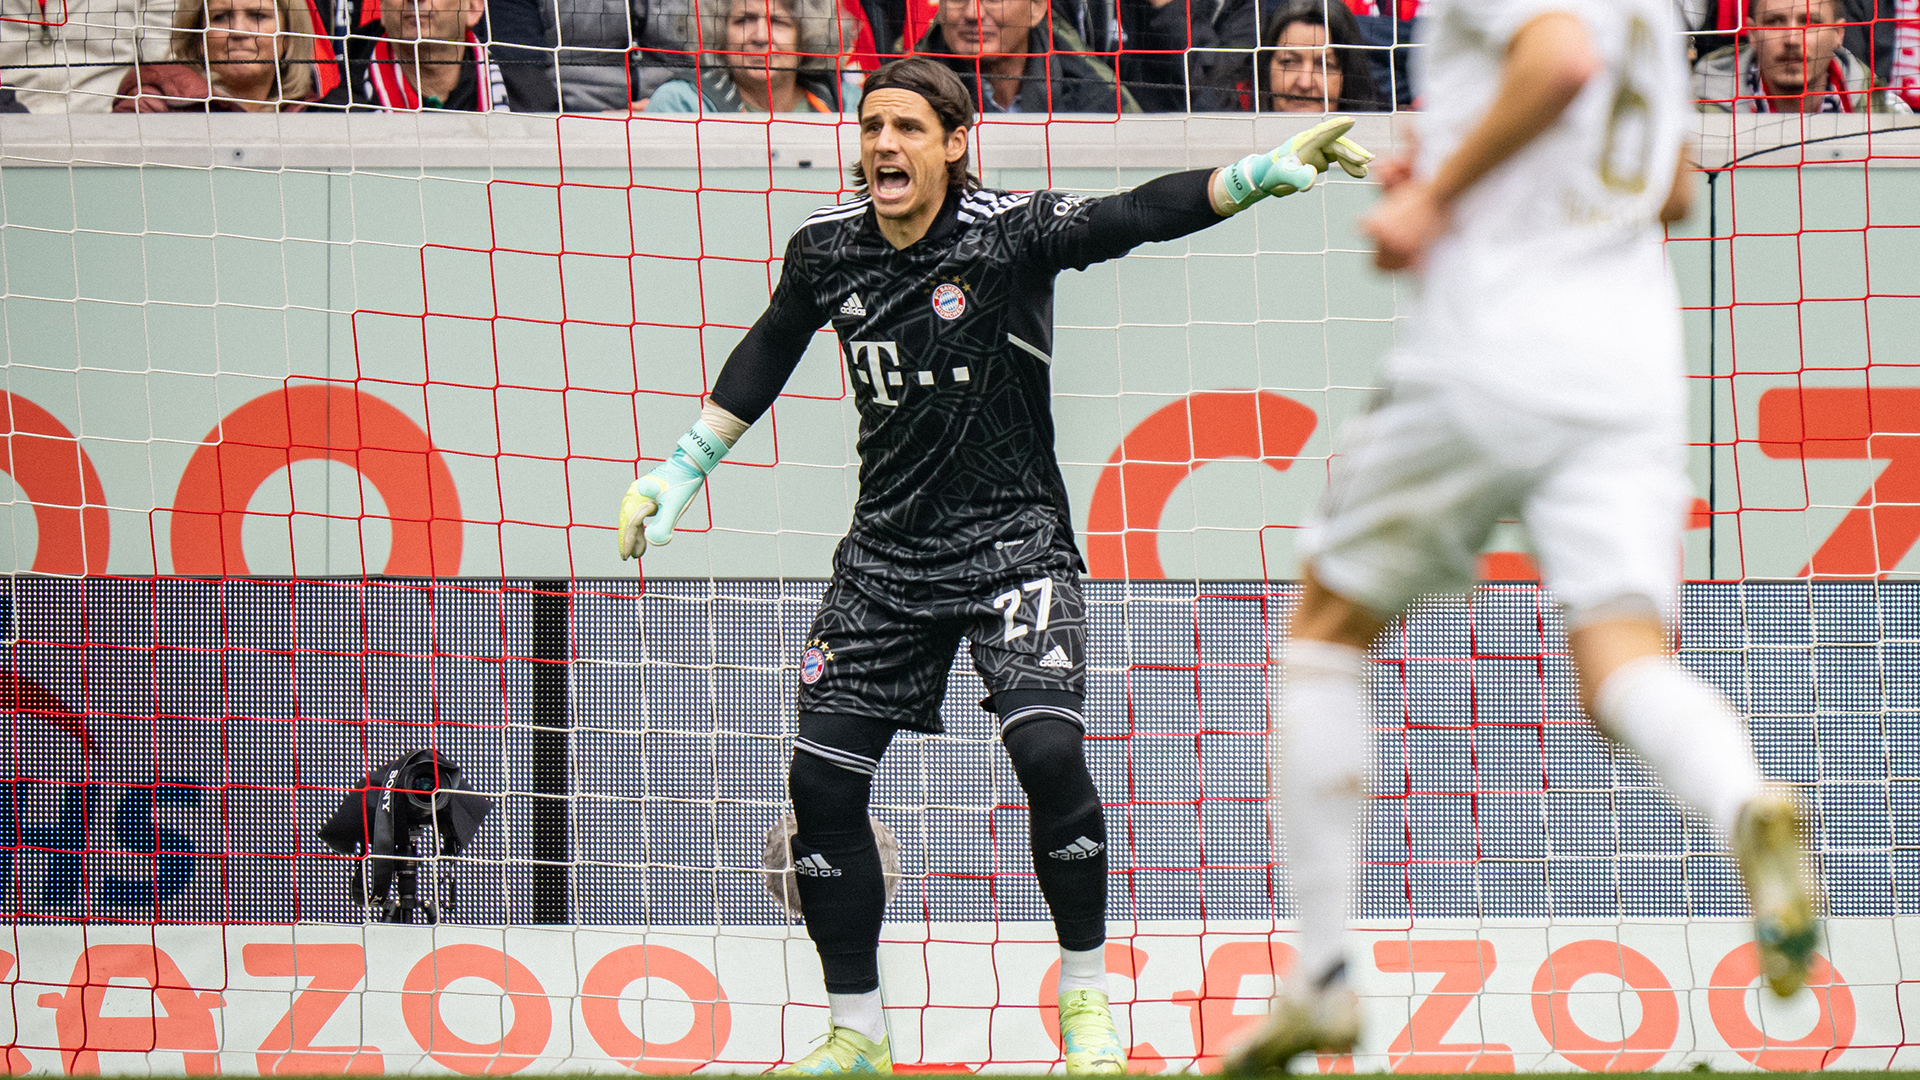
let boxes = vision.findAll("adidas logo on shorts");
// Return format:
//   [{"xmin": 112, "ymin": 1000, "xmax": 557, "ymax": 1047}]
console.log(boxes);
[
  {"xmin": 839, "ymin": 293, "xmax": 867, "ymax": 317},
  {"xmin": 1049, "ymin": 836, "xmax": 1104, "ymax": 860},
  {"xmin": 1039, "ymin": 645, "xmax": 1072, "ymax": 669},
  {"xmin": 794, "ymin": 853, "xmax": 842, "ymax": 877}
]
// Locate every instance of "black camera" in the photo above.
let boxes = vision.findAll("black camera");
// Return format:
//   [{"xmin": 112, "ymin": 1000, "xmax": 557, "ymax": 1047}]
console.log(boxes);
[{"xmin": 319, "ymin": 749, "xmax": 491, "ymax": 923}]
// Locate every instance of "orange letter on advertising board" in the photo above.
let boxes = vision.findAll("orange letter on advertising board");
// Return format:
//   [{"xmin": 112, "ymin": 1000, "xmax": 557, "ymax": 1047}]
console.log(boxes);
[
  {"xmin": 36, "ymin": 945, "xmax": 223, "ymax": 1074},
  {"xmin": 1084, "ymin": 391, "xmax": 1317, "ymax": 579},
  {"xmin": 1530, "ymin": 940, "xmax": 1678, "ymax": 1071},
  {"xmin": 243, "ymin": 943, "xmax": 384, "ymax": 1074},
  {"xmin": 1176, "ymin": 940, "xmax": 1296, "ymax": 1070},
  {"xmin": 0, "ymin": 951, "xmax": 30, "ymax": 1074},
  {"xmin": 1708, "ymin": 942, "xmax": 1854, "ymax": 1071},
  {"xmin": 580, "ymin": 944, "xmax": 730, "ymax": 1073},
  {"xmin": 1758, "ymin": 386, "xmax": 1920, "ymax": 577},
  {"xmin": 1172, "ymin": 940, "xmax": 1349, "ymax": 1073},
  {"xmin": 170, "ymin": 384, "xmax": 462, "ymax": 576},
  {"xmin": 401, "ymin": 945, "xmax": 552, "ymax": 1075},
  {"xmin": 1374, "ymin": 939, "xmax": 1514, "ymax": 1073},
  {"xmin": 0, "ymin": 391, "xmax": 109, "ymax": 574}
]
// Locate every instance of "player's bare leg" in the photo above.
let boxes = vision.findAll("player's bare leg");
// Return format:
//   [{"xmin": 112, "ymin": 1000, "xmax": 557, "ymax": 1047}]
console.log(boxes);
[
  {"xmin": 1571, "ymin": 614, "xmax": 1817, "ymax": 996},
  {"xmin": 1225, "ymin": 568, "xmax": 1381, "ymax": 1075}
]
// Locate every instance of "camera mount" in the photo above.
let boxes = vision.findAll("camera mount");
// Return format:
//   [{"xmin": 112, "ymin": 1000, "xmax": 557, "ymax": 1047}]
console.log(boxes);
[{"xmin": 319, "ymin": 749, "xmax": 492, "ymax": 924}]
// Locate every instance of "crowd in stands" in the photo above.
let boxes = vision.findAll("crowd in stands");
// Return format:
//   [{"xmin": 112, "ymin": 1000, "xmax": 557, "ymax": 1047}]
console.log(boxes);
[{"xmin": 0, "ymin": 0, "xmax": 1909, "ymax": 115}]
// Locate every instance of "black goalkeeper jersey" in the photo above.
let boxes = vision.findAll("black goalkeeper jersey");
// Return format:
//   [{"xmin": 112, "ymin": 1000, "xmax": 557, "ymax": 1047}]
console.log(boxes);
[{"xmin": 708, "ymin": 170, "xmax": 1221, "ymax": 585}]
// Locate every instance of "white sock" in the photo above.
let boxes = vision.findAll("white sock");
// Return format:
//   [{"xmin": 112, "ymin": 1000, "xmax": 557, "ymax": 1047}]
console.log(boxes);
[
  {"xmin": 1594, "ymin": 655, "xmax": 1764, "ymax": 836},
  {"xmin": 828, "ymin": 990, "xmax": 887, "ymax": 1044},
  {"xmin": 1057, "ymin": 945, "xmax": 1109, "ymax": 995},
  {"xmin": 1276, "ymin": 639, "xmax": 1370, "ymax": 992}
]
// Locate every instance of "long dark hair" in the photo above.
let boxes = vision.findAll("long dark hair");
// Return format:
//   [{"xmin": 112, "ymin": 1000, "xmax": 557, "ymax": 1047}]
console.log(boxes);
[
  {"xmin": 849, "ymin": 56, "xmax": 982, "ymax": 194},
  {"xmin": 1256, "ymin": 0, "xmax": 1385, "ymax": 112}
]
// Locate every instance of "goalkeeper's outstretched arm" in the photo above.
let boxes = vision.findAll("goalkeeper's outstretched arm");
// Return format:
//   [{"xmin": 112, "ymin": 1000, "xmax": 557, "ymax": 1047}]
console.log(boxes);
[{"xmin": 1035, "ymin": 116, "xmax": 1374, "ymax": 271}]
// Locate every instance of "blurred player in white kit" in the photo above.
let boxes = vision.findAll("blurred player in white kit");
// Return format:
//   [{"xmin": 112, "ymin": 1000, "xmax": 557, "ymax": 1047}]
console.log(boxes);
[{"xmin": 1226, "ymin": 0, "xmax": 1820, "ymax": 1071}]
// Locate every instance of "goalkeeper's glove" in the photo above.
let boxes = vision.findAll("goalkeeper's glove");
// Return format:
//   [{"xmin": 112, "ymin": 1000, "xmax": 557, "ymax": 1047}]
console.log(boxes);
[
  {"xmin": 618, "ymin": 420, "xmax": 732, "ymax": 560},
  {"xmin": 1218, "ymin": 116, "xmax": 1377, "ymax": 213}
]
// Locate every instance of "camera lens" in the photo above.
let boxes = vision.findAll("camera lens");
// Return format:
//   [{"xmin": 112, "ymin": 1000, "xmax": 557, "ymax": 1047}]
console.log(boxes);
[{"xmin": 401, "ymin": 760, "xmax": 453, "ymax": 813}]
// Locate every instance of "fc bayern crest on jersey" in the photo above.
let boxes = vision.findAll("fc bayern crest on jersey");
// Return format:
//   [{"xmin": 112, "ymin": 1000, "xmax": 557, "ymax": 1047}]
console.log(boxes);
[
  {"xmin": 931, "ymin": 283, "xmax": 966, "ymax": 320},
  {"xmin": 800, "ymin": 638, "xmax": 833, "ymax": 684}
]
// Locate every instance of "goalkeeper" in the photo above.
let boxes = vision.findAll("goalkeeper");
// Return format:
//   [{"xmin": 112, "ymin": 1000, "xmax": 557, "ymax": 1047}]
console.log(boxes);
[{"xmin": 617, "ymin": 55, "xmax": 1371, "ymax": 1076}]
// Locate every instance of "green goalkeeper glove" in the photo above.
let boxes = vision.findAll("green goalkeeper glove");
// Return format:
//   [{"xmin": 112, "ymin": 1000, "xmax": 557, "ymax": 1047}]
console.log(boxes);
[
  {"xmin": 1218, "ymin": 116, "xmax": 1377, "ymax": 213},
  {"xmin": 618, "ymin": 421, "xmax": 731, "ymax": 559}
]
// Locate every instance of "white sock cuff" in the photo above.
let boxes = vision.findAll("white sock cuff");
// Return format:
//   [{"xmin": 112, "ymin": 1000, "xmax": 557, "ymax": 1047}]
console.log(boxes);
[
  {"xmin": 1057, "ymin": 945, "xmax": 1109, "ymax": 995},
  {"xmin": 1594, "ymin": 655, "xmax": 1690, "ymax": 726},
  {"xmin": 1286, "ymin": 639, "xmax": 1367, "ymax": 681},
  {"xmin": 828, "ymin": 990, "xmax": 887, "ymax": 1044}
]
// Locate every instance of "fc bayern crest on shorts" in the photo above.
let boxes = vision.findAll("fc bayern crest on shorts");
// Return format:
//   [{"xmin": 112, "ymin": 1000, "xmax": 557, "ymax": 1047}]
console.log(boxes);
[
  {"xmin": 800, "ymin": 638, "xmax": 834, "ymax": 684},
  {"xmin": 931, "ymin": 283, "xmax": 966, "ymax": 320}
]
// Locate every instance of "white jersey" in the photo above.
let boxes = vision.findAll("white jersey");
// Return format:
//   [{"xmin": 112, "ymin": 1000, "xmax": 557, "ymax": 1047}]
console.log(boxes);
[{"xmin": 1392, "ymin": 0, "xmax": 1694, "ymax": 424}]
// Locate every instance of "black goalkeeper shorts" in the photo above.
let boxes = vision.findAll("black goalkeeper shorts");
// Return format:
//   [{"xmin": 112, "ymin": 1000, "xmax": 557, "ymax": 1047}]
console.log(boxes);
[{"xmin": 795, "ymin": 563, "xmax": 1086, "ymax": 734}]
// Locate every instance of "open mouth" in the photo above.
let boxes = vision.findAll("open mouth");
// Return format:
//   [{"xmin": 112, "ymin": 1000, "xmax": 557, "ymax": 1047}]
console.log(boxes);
[{"xmin": 874, "ymin": 166, "xmax": 910, "ymax": 198}]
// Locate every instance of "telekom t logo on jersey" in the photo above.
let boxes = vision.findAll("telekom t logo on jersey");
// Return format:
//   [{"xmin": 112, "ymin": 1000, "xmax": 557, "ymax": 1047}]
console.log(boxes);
[{"xmin": 851, "ymin": 340, "xmax": 902, "ymax": 406}]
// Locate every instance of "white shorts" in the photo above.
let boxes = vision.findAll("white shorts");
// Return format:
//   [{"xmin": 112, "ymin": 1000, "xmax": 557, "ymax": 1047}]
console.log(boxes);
[{"xmin": 1299, "ymin": 377, "xmax": 1691, "ymax": 625}]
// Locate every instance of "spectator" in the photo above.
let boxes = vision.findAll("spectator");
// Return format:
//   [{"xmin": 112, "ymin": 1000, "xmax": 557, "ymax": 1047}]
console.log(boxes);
[
  {"xmin": 890, "ymin": 0, "xmax": 1196, "ymax": 109},
  {"xmin": 1252, "ymin": 0, "xmax": 1384, "ymax": 110},
  {"xmin": 1681, "ymin": 0, "xmax": 1890, "ymax": 84},
  {"xmin": 317, "ymin": 0, "xmax": 546, "ymax": 106},
  {"xmin": 1192, "ymin": 0, "xmax": 1403, "ymax": 110},
  {"xmin": 114, "ymin": 0, "xmax": 339, "ymax": 110},
  {"xmin": 346, "ymin": 0, "xmax": 526, "ymax": 109},
  {"xmin": 0, "ymin": 0, "xmax": 172, "ymax": 111},
  {"xmin": 537, "ymin": 0, "xmax": 873, "ymax": 112},
  {"xmin": 913, "ymin": 0, "xmax": 1140, "ymax": 112},
  {"xmin": 1694, "ymin": 0, "xmax": 1910, "ymax": 111},
  {"xmin": 646, "ymin": 0, "xmax": 859, "ymax": 110}
]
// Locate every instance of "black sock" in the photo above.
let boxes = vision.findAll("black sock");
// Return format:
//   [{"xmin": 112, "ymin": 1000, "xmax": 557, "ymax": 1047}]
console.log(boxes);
[
  {"xmin": 1003, "ymin": 711, "xmax": 1107, "ymax": 952},
  {"xmin": 789, "ymin": 713, "xmax": 895, "ymax": 994}
]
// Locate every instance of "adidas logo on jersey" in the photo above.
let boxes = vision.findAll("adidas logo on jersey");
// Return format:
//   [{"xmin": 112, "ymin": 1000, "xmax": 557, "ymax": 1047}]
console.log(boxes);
[
  {"xmin": 794, "ymin": 853, "xmax": 842, "ymax": 877},
  {"xmin": 1039, "ymin": 645, "xmax": 1073, "ymax": 669},
  {"xmin": 1049, "ymin": 836, "xmax": 1104, "ymax": 861},
  {"xmin": 839, "ymin": 293, "xmax": 867, "ymax": 317}
]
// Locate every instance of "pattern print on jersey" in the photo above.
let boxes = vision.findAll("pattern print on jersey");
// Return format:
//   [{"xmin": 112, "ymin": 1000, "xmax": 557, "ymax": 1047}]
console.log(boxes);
[
  {"xmin": 759, "ymin": 186, "xmax": 1141, "ymax": 587},
  {"xmin": 796, "ymin": 563, "xmax": 1087, "ymax": 733}
]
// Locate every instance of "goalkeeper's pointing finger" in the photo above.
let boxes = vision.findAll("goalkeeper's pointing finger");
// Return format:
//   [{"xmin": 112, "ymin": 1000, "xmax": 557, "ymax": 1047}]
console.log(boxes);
[
  {"xmin": 1327, "ymin": 136, "xmax": 1375, "ymax": 178},
  {"xmin": 1213, "ymin": 117, "xmax": 1377, "ymax": 213},
  {"xmin": 1287, "ymin": 116, "xmax": 1357, "ymax": 175}
]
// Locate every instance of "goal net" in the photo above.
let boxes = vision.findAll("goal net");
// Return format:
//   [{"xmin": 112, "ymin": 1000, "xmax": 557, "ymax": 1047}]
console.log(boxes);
[{"xmin": 0, "ymin": 14, "xmax": 1913, "ymax": 1073}]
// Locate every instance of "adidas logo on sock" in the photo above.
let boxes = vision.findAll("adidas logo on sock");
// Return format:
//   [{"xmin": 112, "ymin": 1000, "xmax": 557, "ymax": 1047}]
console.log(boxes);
[
  {"xmin": 839, "ymin": 293, "xmax": 867, "ymax": 317},
  {"xmin": 794, "ymin": 853, "xmax": 842, "ymax": 877},
  {"xmin": 1039, "ymin": 645, "xmax": 1073, "ymax": 669},
  {"xmin": 1049, "ymin": 836, "xmax": 1104, "ymax": 860}
]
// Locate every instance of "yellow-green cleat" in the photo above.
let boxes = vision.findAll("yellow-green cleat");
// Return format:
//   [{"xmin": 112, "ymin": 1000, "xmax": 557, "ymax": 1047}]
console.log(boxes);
[
  {"xmin": 1221, "ymin": 986, "xmax": 1359, "ymax": 1076},
  {"xmin": 1734, "ymin": 791, "xmax": 1820, "ymax": 998},
  {"xmin": 1058, "ymin": 989, "xmax": 1127, "ymax": 1074},
  {"xmin": 774, "ymin": 1028, "xmax": 892, "ymax": 1075}
]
